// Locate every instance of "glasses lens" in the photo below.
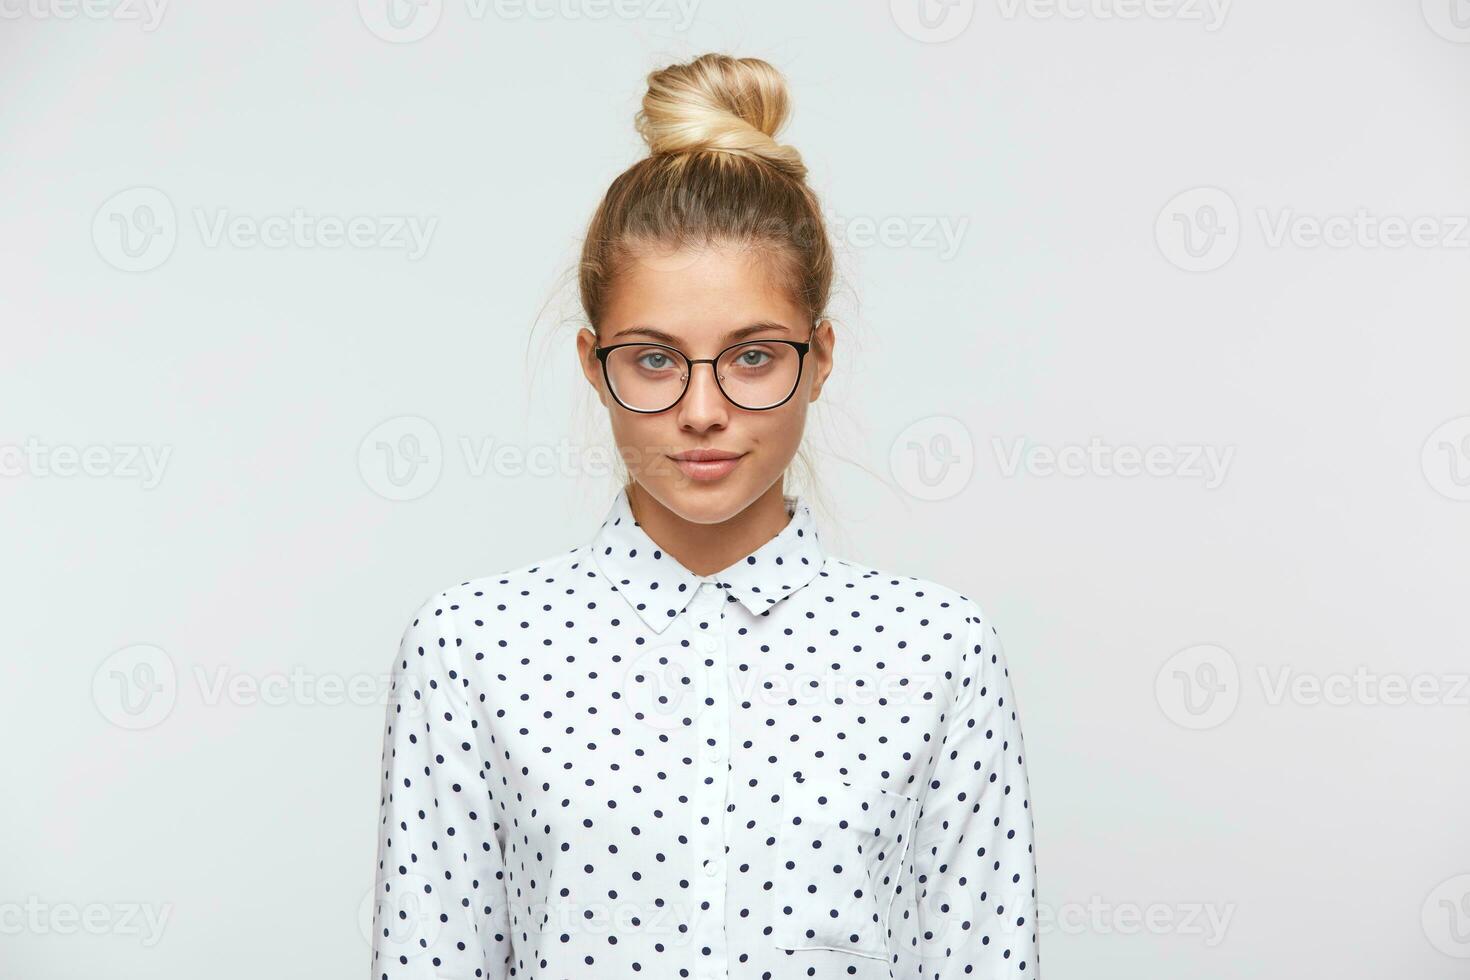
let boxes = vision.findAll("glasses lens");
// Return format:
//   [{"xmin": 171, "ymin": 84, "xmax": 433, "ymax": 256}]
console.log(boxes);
[
  {"xmin": 604, "ymin": 344, "xmax": 688, "ymax": 411},
  {"xmin": 716, "ymin": 341, "xmax": 801, "ymax": 409}
]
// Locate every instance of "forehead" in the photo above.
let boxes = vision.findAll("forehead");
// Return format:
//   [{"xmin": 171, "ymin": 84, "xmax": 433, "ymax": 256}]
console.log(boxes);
[{"xmin": 601, "ymin": 244, "xmax": 806, "ymax": 344}]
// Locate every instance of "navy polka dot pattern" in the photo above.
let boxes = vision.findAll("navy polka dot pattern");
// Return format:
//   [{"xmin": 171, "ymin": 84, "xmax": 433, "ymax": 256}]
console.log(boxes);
[{"xmin": 370, "ymin": 487, "xmax": 1038, "ymax": 980}]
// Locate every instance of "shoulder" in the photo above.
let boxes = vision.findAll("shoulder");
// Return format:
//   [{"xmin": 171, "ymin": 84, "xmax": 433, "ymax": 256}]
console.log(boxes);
[
  {"xmin": 398, "ymin": 544, "xmax": 593, "ymax": 644},
  {"xmin": 816, "ymin": 552, "xmax": 993, "ymax": 634},
  {"xmin": 814, "ymin": 552, "xmax": 1010, "ymax": 695},
  {"xmin": 817, "ymin": 552, "xmax": 1002, "ymax": 658}
]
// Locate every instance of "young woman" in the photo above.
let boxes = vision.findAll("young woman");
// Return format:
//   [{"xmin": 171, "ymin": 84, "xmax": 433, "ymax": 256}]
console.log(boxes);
[{"xmin": 370, "ymin": 53, "xmax": 1038, "ymax": 980}]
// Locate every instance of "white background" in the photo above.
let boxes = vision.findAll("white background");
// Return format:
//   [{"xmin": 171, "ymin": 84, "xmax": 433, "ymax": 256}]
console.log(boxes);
[{"xmin": 3, "ymin": 1, "xmax": 1469, "ymax": 977}]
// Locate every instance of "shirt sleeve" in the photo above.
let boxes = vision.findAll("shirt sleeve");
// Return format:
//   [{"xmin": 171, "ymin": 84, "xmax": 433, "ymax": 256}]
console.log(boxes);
[
  {"xmin": 369, "ymin": 594, "xmax": 513, "ymax": 980},
  {"xmin": 913, "ymin": 602, "xmax": 1039, "ymax": 979}
]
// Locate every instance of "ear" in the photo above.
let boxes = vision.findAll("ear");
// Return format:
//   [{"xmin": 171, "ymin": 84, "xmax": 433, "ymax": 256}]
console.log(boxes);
[
  {"xmin": 576, "ymin": 328, "xmax": 609, "ymax": 404},
  {"xmin": 806, "ymin": 318, "xmax": 836, "ymax": 402}
]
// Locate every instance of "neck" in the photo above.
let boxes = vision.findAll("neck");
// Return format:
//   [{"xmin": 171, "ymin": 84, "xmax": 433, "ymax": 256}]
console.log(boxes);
[{"xmin": 625, "ymin": 481, "xmax": 792, "ymax": 577}]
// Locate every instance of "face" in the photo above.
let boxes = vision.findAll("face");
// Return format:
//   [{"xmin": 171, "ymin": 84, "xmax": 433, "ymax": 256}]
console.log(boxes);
[{"xmin": 577, "ymin": 243, "xmax": 835, "ymax": 525}]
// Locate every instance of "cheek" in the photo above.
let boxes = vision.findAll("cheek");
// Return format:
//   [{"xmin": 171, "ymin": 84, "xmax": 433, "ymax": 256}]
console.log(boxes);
[
  {"xmin": 606, "ymin": 410, "xmax": 686, "ymax": 480},
  {"xmin": 749, "ymin": 401, "xmax": 808, "ymax": 450},
  {"xmin": 608, "ymin": 411, "xmax": 665, "ymax": 454},
  {"xmin": 604, "ymin": 403, "xmax": 808, "ymax": 461}
]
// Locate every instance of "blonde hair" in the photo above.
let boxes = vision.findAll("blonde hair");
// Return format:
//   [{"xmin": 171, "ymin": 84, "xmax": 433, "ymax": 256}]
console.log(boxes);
[
  {"xmin": 579, "ymin": 52, "xmax": 834, "ymax": 334},
  {"xmin": 576, "ymin": 53, "xmax": 837, "ymax": 503}
]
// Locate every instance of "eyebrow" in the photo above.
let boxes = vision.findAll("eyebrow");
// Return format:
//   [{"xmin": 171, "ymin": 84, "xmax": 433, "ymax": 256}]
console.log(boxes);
[{"xmin": 608, "ymin": 321, "xmax": 793, "ymax": 345}]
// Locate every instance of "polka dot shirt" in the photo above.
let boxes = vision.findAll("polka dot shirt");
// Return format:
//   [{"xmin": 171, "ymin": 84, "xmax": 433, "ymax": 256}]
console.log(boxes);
[{"xmin": 370, "ymin": 487, "xmax": 1038, "ymax": 980}]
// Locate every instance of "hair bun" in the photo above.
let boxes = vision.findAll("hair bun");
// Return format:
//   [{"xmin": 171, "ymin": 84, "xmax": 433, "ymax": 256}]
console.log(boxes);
[{"xmin": 634, "ymin": 53, "xmax": 807, "ymax": 181}]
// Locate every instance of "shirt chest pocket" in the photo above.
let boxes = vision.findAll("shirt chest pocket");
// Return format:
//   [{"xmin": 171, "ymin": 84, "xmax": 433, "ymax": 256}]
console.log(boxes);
[{"xmin": 770, "ymin": 771, "xmax": 920, "ymax": 961}]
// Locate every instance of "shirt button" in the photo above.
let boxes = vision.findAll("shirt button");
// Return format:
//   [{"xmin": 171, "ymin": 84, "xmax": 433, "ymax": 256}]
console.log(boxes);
[
  {"xmin": 703, "ymin": 860, "xmax": 720, "ymax": 877},
  {"xmin": 704, "ymin": 743, "xmax": 721, "ymax": 762},
  {"xmin": 697, "ymin": 638, "xmax": 717, "ymax": 653}
]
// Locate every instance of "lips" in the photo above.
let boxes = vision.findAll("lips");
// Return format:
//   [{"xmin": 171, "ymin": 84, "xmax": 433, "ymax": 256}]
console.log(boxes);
[
  {"xmin": 670, "ymin": 450, "xmax": 743, "ymax": 462},
  {"xmin": 668, "ymin": 449, "xmax": 746, "ymax": 481}
]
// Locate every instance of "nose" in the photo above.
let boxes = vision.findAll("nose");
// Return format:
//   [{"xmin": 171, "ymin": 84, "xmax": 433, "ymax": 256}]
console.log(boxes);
[{"xmin": 675, "ymin": 360, "xmax": 729, "ymax": 432}]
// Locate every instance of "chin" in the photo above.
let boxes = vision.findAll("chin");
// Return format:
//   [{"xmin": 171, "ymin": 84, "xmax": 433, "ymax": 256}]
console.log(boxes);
[{"xmin": 641, "ymin": 472, "xmax": 771, "ymax": 525}]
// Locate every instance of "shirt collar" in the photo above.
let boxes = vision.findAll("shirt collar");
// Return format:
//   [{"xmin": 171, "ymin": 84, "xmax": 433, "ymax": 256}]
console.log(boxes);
[{"xmin": 588, "ymin": 485, "xmax": 826, "ymax": 633}]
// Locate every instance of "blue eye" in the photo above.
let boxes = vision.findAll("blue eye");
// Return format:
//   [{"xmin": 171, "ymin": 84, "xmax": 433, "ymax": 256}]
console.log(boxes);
[
  {"xmin": 637, "ymin": 352, "xmax": 674, "ymax": 370},
  {"xmin": 728, "ymin": 347, "xmax": 774, "ymax": 370}
]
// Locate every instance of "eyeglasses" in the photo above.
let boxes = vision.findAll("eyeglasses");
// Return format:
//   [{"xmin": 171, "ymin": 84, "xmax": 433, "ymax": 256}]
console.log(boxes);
[{"xmin": 594, "ymin": 331, "xmax": 815, "ymax": 414}]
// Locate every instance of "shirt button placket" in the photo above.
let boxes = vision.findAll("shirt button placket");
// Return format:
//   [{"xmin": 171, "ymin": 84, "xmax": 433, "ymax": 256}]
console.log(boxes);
[{"xmin": 689, "ymin": 580, "xmax": 730, "ymax": 979}]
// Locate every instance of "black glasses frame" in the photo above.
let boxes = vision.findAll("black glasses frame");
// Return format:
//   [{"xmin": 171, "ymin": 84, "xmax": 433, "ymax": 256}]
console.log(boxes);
[{"xmin": 593, "ymin": 334, "xmax": 814, "ymax": 414}]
